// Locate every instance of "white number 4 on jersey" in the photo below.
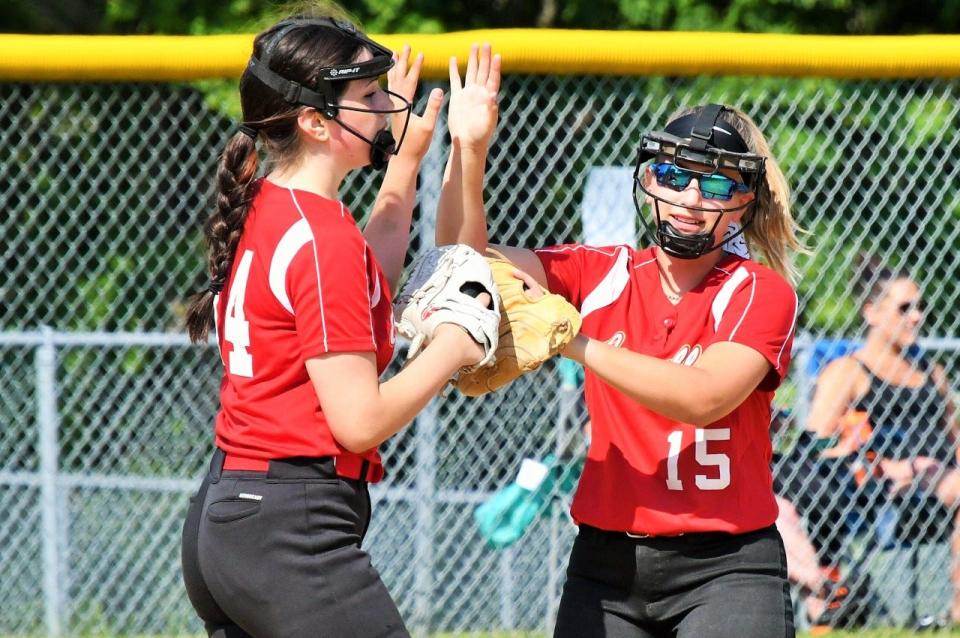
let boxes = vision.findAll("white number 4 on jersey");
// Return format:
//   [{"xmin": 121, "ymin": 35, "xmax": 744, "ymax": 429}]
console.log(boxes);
[{"xmin": 222, "ymin": 250, "xmax": 254, "ymax": 377}]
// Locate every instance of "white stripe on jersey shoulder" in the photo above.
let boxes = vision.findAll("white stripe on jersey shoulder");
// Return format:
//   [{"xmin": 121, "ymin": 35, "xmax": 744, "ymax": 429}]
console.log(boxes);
[
  {"xmin": 288, "ymin": 189, "xmax": 329, "ymax": 350},
  {"xmin": 711, "ymin": 265, "xmax": 751, "ymax": 331},
  {"xmin": 370, "ymin": 268, "xmax": 381, "ymax": 307},
  {"xmin": 633, "ymin": 257, "xmax": 656, "ymax": 270},
  {"xmin": 580, "ymin": 246, "xmax": 631, "ymax": 319},
  {"xmin": 727, "ymin": 272, "xmax": 757, "ymax": 339},
  {"xmin": 268, "ymin": 217, "xmax": 312, "ymax": 314},
  {"xmin": 535, "ymin": 245, "xmax": 621, "ymax": 256},
  {"xmin": 776, "ymin": 289, "xmax": 800, "ymax": 370},
  {"xmin": 361, "ymin": 248, "xmax": 376, "ymax": 349}
]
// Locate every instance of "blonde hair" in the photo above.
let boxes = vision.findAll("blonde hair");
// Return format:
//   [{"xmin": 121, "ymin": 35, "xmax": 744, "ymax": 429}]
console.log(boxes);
[{"xmin": 670, "ymin": 105, "xmax": 807, "ymax": 284}]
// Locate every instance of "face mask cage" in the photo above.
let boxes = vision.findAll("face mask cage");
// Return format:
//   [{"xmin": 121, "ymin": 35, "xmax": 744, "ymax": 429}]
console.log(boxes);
[
  {"xmin": 637, "ymin": 133, "xmax": 765, "ymax": 190},
  {"xmin": 244, "ymin": 17, "xmax": 413, "ymax": 169},
  {"xmin": 631, "ymin": 108, "xmax": 767, "ymax": 259}
]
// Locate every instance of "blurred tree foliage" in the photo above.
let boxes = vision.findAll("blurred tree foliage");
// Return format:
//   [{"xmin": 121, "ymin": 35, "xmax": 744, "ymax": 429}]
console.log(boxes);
[{"xmin": 4, "ymin": 0, "xmax": 960, "ymax": 34}]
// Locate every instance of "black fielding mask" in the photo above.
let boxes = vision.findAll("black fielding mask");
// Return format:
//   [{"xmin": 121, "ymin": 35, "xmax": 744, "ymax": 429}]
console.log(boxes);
[
  {"xmin": 244, "ymin": 17, "xmax": 412, "ymax": 169},
  {"xmin": 632, "ymin": 104, "xmax": 766, "ymax": 260}
]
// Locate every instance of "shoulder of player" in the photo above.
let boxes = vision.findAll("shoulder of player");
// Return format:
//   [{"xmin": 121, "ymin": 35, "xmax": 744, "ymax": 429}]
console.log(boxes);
[
  {"xmin": 536, "ymin": 243, "xmax": 631, "ymax": 259},
  {"xmin": 534, "ymin": 243, "xmax": 646, "ymax": 279},
  {"xmin": 246, "ymin": 199, "xmax": 365, "ymax": 274},
  {"xmin": 718, "ymin": 257, "xmax": 795, "ymax": 300},
  {"xmin": 253, "ymin": 182, "xmax": 354, "ymax": 229}
]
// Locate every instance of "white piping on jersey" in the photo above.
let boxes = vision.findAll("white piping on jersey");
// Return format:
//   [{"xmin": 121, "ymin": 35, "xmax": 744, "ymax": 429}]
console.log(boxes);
[
  {"xmin": 361, "ymin": 248, "xmax": 376, "ymax": 348},
  {"xmin": 212, "ymin": 295, "xmax": 223, "ymax": 362},
  {"xmin": 580, "ymin": 246, "xmax": 631, "ymax": 319},
  {"xmin": 710, "ymin": 266, "xmax": 751, "ymax": 331},
  {"xmin": 370, "ymin": 268, "xmax": 381, "ymax": 307},
  {"xmin": 713, "ymin": 264, "xmax": 733, "ymax": 276},
  {"xmin": 727, "ymin": 271, "xmax": 757, "ymax": 340},
  {"xmin": 288, "ymin": 189, "xmax": 329, "ymax": 351},
  {"xmin": 776, "ymin": 290, "xmax": 800, "ymax": 371},
  {"xmin": 535, "ymin": 245, "xmax": 621, "ymax": 257},
  {"xmin": 269, "ymin": 218, "xmax": 312, "ymax": 314},
  {"xmin": 632, "ymin": 257, "xmax": 656, "ymax": 270}
]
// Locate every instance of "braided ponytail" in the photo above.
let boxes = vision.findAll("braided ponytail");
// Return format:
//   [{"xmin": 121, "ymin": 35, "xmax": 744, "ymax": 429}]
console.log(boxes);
[
  {"xmin": 185, "ymin": 15, "xmax": 369, "ymax": 342},
  {"xmin": 185, "ymin": 132, "xmax": 259, "ymax": 343}
]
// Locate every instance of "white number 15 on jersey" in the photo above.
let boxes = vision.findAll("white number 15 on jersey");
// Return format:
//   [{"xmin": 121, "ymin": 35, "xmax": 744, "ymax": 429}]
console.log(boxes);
[{"xmin": 666, "ymin": 428, "xmax": 730, "ymax": 491}]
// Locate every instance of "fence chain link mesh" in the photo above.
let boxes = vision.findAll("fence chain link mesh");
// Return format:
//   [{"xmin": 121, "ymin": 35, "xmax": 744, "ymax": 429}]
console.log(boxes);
[{"xmin": 1, "ymin": 74, "xmax": 958, "ymax": 636}]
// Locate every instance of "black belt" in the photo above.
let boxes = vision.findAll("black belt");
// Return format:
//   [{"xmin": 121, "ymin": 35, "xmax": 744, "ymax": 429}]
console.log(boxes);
[{"xmin": 209, "ymin": 448, "xmax": 373, "ymax": 482}]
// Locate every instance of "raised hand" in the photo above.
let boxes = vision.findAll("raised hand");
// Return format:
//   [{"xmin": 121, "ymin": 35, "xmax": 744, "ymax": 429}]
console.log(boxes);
[
  {"xmin": 448, "ymin": 43, "xmax": 501, "ymax": 149},
  {"xmin": 388, "ymin": 45, "xmax": 443, "ymax": 161}
]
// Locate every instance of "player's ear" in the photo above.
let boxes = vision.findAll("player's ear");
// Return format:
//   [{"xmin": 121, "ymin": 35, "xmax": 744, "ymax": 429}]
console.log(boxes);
[
  {"xmin": 727, "ymin": 207, "xmax": 746, "ymax": 224},
  {"xmin": 297, "ymin": 108, "xmax": 330, "ymax": 143}
]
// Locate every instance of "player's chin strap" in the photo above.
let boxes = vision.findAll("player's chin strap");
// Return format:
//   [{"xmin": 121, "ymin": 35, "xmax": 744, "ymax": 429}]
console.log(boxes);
[
  {"xmin": 642, "ymin": 188, "xmax": 759, "ymax": 260},
  {"xmin": 245, "ymin": 17, "xmax": 412, "ymax": 170},
  {"xmin": 632, "ymin": 104, "xmax": 766, "ymax": 259}
]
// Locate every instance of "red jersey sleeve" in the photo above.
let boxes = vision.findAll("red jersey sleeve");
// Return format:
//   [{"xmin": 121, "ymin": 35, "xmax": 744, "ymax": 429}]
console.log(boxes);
[
  {"xmin": 714, "ymin": 266, "xmax": 798, "ymax": 390},
  {"xmin": 286, "ymin": 219, "xmax": 376, "ymax": 359},
  {"xmin": 534, "ymin": 244, "xmax": 627, "ymax": 308}
]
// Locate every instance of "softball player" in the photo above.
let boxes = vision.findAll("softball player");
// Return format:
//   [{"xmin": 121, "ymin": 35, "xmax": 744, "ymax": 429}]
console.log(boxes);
[
  {"xmin": 180, "ymin": 16, "xmax": 489, "ymax": 638},
  {"xmin": 441, "ymin": 60, "xmax": 802, "ymax": 637}
]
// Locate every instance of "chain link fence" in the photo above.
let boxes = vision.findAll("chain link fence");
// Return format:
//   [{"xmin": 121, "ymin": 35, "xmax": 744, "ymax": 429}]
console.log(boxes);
[{"xmin": 1, "ymin": 73, "xmax": 959, "ymax": 636}]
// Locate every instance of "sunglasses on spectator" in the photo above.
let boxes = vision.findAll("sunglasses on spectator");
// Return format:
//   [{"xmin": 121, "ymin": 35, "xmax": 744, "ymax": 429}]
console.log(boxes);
[
  {"xmin": 897, "ymin": 300, "xmax": 927, "ymax": 314},
  {"xmin": 650, "ymin": 162, "xmax": 750, "ymax": 201}
]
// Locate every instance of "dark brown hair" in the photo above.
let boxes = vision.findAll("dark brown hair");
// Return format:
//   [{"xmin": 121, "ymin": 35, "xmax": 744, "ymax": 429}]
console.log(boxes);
[
  {"xmin": 185, "ymin": 16, "xmax": 367, "ymax": 342},
  {"xmin": 855, "ymin": 253, "xmax": 909, "ymax": 310}
]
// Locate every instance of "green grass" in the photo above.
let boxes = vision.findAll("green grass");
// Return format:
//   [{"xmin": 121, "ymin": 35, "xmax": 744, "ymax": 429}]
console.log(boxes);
[
  {"xmin": 429, "ymin": 631, "xmax": 960, "ymax": 638},
  {"xmin": 431, "ymin": 631, "xmax": 960, "ymax": 637},
  {"xmin": 799, "ymin": 632, "xmax": 960, "ymax": 637},
  {"xmin": 7, "ymin": 630, "xmax": 960, "ymax": 637}
]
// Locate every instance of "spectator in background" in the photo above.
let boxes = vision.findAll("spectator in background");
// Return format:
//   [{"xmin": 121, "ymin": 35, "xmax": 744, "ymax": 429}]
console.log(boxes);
[{"xmin": 776, "ymin": 258, "xmax": 958, "ymax": 630}]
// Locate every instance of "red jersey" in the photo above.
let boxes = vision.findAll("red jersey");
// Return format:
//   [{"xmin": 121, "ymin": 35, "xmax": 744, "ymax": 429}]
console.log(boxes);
[
  {"xmin": 212, "ymin": 179, "xmax": 395, "ymax": 481},
  {"xmin": 536, "ymin": 245, "xmax": 798, "ymax": 535}
]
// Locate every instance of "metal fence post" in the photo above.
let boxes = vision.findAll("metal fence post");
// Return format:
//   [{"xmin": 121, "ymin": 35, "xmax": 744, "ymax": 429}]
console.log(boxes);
[
  {"xmin": 407, "ymin": 83, "xmax": 447, "ymax": 638},
  {"xmin": 792, "ymin": 333, "xmax": 813, "ymax": 430},
  {"xmin": 412, "ymin": 398, "xmax": 438, "ymax": 638},
  {"xmin": 499, "ymin": 546, "xmax": 515, "ymax": 629},
  {"xmin": 417, "ymin": 80, "xmax": 444, "ymax": 253},
  {"xmin": 546, "ymin": 379, "xmax": 580, "ymax": 632},
  {"xmin": 37, "ymin": 326, "xmax": 62, "ymax": 637}
]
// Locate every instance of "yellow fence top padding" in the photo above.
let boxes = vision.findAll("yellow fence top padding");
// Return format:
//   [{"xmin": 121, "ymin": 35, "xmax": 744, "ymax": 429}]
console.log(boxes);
[{"xmin": 3, "ymin": 30, "xmax": 960, "ymax": 81}]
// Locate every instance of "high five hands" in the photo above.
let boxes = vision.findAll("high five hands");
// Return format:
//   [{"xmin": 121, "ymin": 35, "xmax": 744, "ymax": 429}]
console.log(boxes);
[
  {"xmin": 387, "ymin": 45, "xmax": 443, "ymax": 161},
  {"xmin": 448, "ymin": 43, "xmax": 502, "ymax": 150},
  {"xmin": 384, "ymin": 43, "xmax": 501, "ymax": 161}
]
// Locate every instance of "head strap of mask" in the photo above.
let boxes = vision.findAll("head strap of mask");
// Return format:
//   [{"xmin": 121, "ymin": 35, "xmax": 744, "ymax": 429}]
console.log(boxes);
[
  {"xmin": 632, "ymin": 104, "xmax": 767, "ymax": 259},
  {"xmin": 245, "ymin": 17, "xmax": 412, "ymax": 169}
]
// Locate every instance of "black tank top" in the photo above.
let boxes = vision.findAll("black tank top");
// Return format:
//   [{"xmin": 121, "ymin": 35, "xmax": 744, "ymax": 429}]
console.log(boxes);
[{"xmin": 852, "ymin": 357, "xmax": 953, "ymax": 463}]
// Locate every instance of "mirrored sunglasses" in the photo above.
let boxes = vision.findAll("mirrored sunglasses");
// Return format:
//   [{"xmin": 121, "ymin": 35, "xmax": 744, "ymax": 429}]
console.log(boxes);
[{"xmin": 650, "ymin": 162, "xmax": 750, "ymax": 201}]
